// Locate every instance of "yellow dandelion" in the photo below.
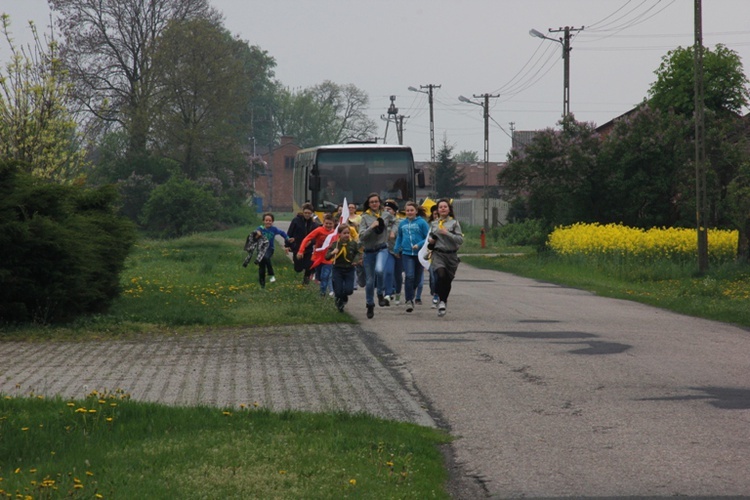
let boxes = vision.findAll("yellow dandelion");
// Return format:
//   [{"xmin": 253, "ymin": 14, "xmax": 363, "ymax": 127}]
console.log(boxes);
[
  {"xmin": 75, "ymin": 407, "xmax": 87, "ymax": 413},
  {"xmin": 95, "ymin": 494, "xmax": 104, "ymax": 499},
  {"xmin": 86, "ymin": 471, "xmax": 94, "ymax": 477},
  {"xmin": 29, "ymin": 469, "xmax": 37, "ymax": 473},
  {"xmin": 279, "ymin": 470, "xmax": 287, "ymax": 475},
  {"xmin": 67, "ymin": 402, "xmax": 76, "ymax": 407},
  {"xmin": 349, "ymin": 479, "xmax": 357, "ymax": 486},
  {"xmin": 222, "ymin": 411, "xmax": 232, "ymax": 416},
  {"xmin": 21, "ymin": 427, "xmax": 29, "ymax": 432},
  {"xmin": 74, "ymin": 483, "xmax": 84, "ymax": 489},
  {"xmin": 88, "ymin": 409, "xmax": 97, "ymax": 414},
  {"xmin": 106, "ymin": 417, "xmax": 113, "ymax": 422}
]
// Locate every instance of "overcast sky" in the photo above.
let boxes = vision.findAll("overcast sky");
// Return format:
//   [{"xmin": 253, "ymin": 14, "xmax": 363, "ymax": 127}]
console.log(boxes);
[{"xmin": 3, "ymin": 0, "xmax": 750, "ymax": 161}]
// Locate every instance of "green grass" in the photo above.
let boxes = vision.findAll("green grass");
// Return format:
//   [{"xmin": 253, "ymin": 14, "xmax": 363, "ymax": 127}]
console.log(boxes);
[
  {"xmin": 459, "ymin": 224, "xmax": 535, "ymax": 255},
  {"xmin": 462, "ymin": 252, "xmax": 750, "ymax": 328},
  {"xmin": 2, "ymin": 227, "xmax": 353, "ymax": 339},
  {"xmin": 0, "ymin": 392, "xmax": 451, "ymax": 499}
]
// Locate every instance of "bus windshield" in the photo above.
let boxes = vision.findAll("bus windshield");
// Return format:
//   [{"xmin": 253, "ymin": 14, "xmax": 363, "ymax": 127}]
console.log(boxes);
[{"xmin": 315, "ymin": 149, "xmax": 413, "ymax": 210}]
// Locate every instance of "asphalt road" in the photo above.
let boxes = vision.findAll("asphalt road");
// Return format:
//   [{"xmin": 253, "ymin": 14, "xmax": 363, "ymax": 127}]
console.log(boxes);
[{"xmin": 350, "ymin": 263, "xmax": 750, "ymax": 498}]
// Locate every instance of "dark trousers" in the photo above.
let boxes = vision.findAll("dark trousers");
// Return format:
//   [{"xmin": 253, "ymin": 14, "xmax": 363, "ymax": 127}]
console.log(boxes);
[
  {"xmin": 435, "ymin": 267, "xmax": 454, "ymax": 303},
  {"xmin": 331, "ymin": 266, "xmax": 356, "ymax": 301},
  {"xmin": 258, "ymin": 249, "xmax": 275, "ymax": 286},
  {"xmin": 293, "ymin": 251, "xmax": 313, "ymax": 280}
]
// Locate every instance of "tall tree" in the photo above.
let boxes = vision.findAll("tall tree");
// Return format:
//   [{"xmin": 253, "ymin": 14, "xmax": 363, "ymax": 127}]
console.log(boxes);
[
  {"xmin": 274, "ymin": 81, "xmax": 377, "ymax": 147},
  {"xmin": 649, "ymin": 44, "xmax": 750, "ymax": 116},
  {"xmin": 0, "ymin": 16, "xmax": 86, "ymax": 182},
  {"xmin": 49, "ymin": 0, "xmax": 219, "ymax": 157},
  {"xmin": 434, "ymin": 139, "xmax": 465, "ymax": 199},
  {"xmin": 150, "ymin": 18, "xmax": 245, "ymax": 180},
  {"xmin": 649, "ymin": 43, "xmax": 750, "ymax": 236},
  {"xmin": 232, "ymin": 40, "xmax": 278, "ymax": 151},
  {"xmin": 597, "ymin": 105, "xmax": 693, "ymax": 228},
  {"xmin": 499, "ymin": 115, "xmax": 602, "ymax": 227}
]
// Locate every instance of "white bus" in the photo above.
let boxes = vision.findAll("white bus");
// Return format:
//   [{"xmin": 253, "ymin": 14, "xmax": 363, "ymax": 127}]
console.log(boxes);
[{"xmin": 293, "ymin": 143, "xmax": 424, "ymax": 213}]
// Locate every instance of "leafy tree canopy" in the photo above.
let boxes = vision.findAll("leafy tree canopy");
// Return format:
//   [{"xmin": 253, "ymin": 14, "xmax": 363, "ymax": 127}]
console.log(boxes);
[
  {"xmin": 274, "ymin": 81, "xmax": 377, "ymax": 147},
  {"xmin": 49, "ymin": 0, "xmax": 220, "ymax": 156},
  {"xmin": 499, "ymin": 115, "xmax": 601, "ymax": 227},
  {"xmin": 648, "ymin": 44, "xmax": 750, "ymax": 116},
  {"xmin": 454, "ymin": 150, "xmax": 479, "ymax": 163}
]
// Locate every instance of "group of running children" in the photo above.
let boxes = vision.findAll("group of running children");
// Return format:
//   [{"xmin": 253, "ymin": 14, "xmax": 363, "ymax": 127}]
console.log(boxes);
[{"xmin": 243, "ymin": 193, "xmax": 463, "ymax": 319}]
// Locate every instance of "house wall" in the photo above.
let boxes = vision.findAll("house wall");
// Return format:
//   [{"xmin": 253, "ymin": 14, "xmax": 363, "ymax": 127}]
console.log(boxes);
[{"xmin": 255, "ymin": 136, "xmax": 299, "ymax": 212}]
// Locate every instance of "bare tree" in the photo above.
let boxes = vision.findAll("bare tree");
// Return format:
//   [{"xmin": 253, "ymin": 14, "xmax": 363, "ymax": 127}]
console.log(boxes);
[
  {"xmin": 309, "ymin": 81, "xmax": 377, "ymax": 143},
  {"xmin": 49, "ymin": 0, "xmax": 219, "ymax": 156}
]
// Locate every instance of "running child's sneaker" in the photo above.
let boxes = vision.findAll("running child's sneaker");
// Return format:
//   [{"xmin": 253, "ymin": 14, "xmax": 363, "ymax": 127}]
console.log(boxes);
[
  {"xmin": 437, "ymin": 301, "xmax": 446, "ymax": 317},
  {"xmin": 269, "ymin": 276, "xmax": 276, "ymax": 283},
  {"xmin": 405, "ymin": 300, "xmax": 414, "ymax": 313}
]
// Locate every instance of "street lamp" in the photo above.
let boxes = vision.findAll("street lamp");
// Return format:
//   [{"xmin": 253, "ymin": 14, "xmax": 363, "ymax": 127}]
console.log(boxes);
[
  {"xmin": 458, "ymin": 94, "xmax": 498, "ymax": 230},
  {"xmin": 529, "ymin": 26, "xmax": 582, "ymax": 118}
]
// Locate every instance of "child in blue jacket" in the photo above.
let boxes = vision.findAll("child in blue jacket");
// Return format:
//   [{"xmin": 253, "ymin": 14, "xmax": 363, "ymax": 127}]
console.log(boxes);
[
  {"xmin": 394, "ymin": 201, "xmax": 430, "ymax": 312},
  {"xmin": 256, "ymin": 213, "xmax": 290, "ymax": 288}
]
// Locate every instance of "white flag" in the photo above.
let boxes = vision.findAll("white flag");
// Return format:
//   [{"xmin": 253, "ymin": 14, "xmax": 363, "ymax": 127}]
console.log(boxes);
[
  {"xmin": 418, "ymin": 235, "xmax": 431, "ymax": 270},
  {"xmin": 317, "ymin": 197, "xmax": 348, "ymax": 253}
]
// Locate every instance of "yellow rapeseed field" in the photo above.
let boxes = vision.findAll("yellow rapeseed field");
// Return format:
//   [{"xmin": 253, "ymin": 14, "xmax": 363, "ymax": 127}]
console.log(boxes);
[{"xmin": 548, "ymin": 223, "xmax": 738, "ymax": 263}]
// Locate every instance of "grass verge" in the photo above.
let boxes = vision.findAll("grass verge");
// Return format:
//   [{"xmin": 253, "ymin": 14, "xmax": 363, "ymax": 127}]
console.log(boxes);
[{"xmin": 1, "ymin": 392, "xmax": 451, "ymax": 499}]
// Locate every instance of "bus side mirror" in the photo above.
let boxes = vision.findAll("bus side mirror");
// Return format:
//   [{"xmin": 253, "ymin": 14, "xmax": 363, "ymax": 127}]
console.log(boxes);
[
  {"xmin": 309, "ymin": 175, "xmax": 320, "ymax": 192},
  {"xmin": 416, "ymin": 169, "xmax": 426, "ymax": 189}
]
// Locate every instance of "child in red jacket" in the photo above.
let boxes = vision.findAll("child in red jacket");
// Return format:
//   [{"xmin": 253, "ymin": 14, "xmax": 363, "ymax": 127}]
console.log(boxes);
[{"xmin": 296, "ymin": 213, "xmax": 335, "ymax": 296}]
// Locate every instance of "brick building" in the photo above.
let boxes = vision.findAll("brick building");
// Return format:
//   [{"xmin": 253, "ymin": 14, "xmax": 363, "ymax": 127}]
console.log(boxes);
[{"xmin": 255, "ymin": 136, "xmax": 300, "ymax": 212}]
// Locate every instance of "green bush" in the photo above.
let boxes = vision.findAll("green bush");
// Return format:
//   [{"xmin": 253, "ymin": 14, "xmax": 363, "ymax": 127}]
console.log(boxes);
[
  {"xmin": 499, "ymin": 219, "xmax": 549, "ymax": 248},
  {"xmin": 0, "ymin": 161, "xmax": 137, "ymax": 324},
  {"xmin": 140, "ymin": 174, "xmax": 219, "ymax": 238}
]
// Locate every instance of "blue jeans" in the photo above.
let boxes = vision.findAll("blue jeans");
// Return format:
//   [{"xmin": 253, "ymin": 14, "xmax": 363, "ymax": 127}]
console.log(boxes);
[
  {"xmin": 363, "ymin": 247, "xmax": 388, "ymax": 305},
  {"xmin": 416, "ymin": 272, "xmax": 424, "ymax": 301},
  {"xmin": 402, "ymin": 255, "xmax": 424, "ymax": 302},
  {"xmin": 331, "ymin": 266, "xmax": 355, "ymax": 300},
  {"xmin": 384, "ymin": 252, "xmax": 402, "ymax": 297},
  {"xmin": 317, "ymin": 264, "xmax": 332, "ymax": 295},
  {"xmin": 429, "ymin": 267, "xmax": 437, "ymax": 296}
]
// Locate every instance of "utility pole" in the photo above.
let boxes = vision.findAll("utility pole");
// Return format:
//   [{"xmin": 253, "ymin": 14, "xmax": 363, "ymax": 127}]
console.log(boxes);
[
  {"xmin": 409, "ymin": 84, "xmax": 441, "ymax": 192},
  {"xmin": 459, "ymin": 93, "xmax": 500, "ymax": 230},
  {"xmin": 694, "ymin": 0, "xmax": 709, "ymax": 272},
  {"xmin": 530, "ymin": 25, "xmax": 583, "ymax": 118}
]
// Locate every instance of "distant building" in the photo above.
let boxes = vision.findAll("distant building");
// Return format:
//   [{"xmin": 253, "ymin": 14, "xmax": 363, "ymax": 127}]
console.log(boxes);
[
  {"xmin": 415, "ymin": 161, "xmax": 505, "ymax": 200},
  {"xmin": 255, "ymin": 136, "xmax": 299, "ymax": 212}
]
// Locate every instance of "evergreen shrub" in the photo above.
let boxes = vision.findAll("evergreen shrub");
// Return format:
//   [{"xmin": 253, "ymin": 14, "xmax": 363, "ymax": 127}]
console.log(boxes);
[{"xmin": 0, "ymin": 161, "xmax": 137, "ymax": 324}]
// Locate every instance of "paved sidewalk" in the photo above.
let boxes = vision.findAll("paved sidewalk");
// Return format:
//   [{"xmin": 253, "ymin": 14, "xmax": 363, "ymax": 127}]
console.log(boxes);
[{"xmin": 0, "ymin": 324, "xmax": 434, "ymax": 428}]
